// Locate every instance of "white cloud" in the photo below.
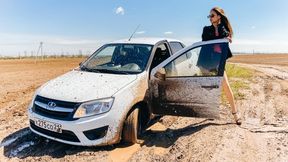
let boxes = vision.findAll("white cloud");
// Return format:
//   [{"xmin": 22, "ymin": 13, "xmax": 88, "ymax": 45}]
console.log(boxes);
[
  {"xmin": 136, "ymin": 31, "xmax": 146, "ymax": 35},
  {"xmin": 115, "ymin": 6, "xmax": 125, "ymax": 15},
  {"xmin": 164, "ymin": 31, "xmax": 173, "ymax": 35}
]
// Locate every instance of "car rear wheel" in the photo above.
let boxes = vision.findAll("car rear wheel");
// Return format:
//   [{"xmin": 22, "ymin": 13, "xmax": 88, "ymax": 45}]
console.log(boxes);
[{"xmin": 122, "ymin": 107, "xmax": 142, "ymax": 144}]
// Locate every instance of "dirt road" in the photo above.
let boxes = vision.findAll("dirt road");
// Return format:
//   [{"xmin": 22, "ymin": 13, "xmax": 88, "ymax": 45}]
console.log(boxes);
[{"xmin": 0, "ymin": 58, "xmax": 287, "ymax": 162}]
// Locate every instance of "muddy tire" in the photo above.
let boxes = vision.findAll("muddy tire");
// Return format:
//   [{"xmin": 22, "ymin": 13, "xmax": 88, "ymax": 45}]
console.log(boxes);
[{"xmin": 122, "ymin": 107, "xmax": 141, "ymax": 144}]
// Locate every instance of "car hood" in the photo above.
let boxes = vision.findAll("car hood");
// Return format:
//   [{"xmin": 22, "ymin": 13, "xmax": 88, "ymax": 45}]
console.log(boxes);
[{"xmin": 37, "ymin": 70, "xmax": 137, "ymax": 102}]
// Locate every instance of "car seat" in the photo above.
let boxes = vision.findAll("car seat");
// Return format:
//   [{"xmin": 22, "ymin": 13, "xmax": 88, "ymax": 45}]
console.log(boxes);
[{"xmin": 151, "ymin": 47, "xmax": 170, "ymax": 69}]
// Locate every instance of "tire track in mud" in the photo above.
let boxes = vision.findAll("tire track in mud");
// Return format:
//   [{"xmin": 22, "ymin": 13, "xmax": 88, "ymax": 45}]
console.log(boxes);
[{"xmin": 1, "ymin": 127, "xmax": 113, "ymax": 161}]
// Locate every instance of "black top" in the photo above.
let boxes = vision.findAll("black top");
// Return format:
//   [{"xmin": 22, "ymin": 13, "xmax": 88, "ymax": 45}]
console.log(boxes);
[{"xmin": 202, "ymin": 24, "xmax": 233, "ymax": 59}]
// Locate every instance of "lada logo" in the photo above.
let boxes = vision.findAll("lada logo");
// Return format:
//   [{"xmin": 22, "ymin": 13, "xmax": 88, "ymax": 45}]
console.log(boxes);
[{"xmin": 47, "ymin": 102, "xmax": 57, "ymax": 109}]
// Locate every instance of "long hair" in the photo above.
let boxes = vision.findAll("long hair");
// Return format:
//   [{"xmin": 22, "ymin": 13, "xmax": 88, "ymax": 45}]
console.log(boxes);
[{"xmin": 212, "ymin": 7, "xmax": 234, "ymax": 37}]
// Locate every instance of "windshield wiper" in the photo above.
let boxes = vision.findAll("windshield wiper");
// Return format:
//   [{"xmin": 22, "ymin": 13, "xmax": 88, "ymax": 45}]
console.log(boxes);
[
  {"xmin": 81, "ymin": 66, "xmax": 131, "ymax": 74},
  {"xmin": 80, "ymin": 65, "xmax": 91, "ymax": 72},
  {"xmin": 93, "ymin": 69, "xmax": 130, "ymax": 75}
]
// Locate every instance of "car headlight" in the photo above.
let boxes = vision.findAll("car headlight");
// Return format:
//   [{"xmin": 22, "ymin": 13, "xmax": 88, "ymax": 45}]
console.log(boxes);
[{"xmin": 73, "ymin": 98, "xmax": 114, "ymax": 118}]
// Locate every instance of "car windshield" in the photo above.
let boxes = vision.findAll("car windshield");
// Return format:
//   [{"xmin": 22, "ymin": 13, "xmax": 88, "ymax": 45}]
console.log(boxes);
[{"xmin": 81, "ymin": 44, "xmax": 153, "ymax": 74}]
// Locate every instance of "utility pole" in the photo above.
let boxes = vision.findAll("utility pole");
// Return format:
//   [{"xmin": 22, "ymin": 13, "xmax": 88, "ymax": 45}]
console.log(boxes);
[
  {"xmin": 40, "ymin": 42, "xmax": 43, "ymax": 60},
  {"xmin": 35, "ymin": 42, "xmax": 43, "ymax": 63}
]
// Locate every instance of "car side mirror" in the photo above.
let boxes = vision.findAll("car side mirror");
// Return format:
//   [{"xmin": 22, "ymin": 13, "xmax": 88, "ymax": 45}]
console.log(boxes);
[{"xmin": 154, "ymin": 68, "xmax": 166, "ymax": 81}]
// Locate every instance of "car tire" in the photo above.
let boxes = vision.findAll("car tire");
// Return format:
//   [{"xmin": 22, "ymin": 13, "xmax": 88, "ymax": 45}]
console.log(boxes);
[{"xmin": 122, "ymin": 107, "xmax": 141, "ymax": 144}]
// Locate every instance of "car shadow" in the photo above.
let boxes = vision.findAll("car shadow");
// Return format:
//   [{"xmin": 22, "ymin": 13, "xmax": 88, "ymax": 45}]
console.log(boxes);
[
  {"xmin": 139, "ymin": 119, "xmax": 235, "ymax": 148},
  {"xmin": 1, "ymin": 120, "xmax": 234, "ymax": 159}
]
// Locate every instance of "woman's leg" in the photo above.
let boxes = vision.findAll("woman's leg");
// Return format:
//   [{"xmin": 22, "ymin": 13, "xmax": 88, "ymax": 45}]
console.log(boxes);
[
  {"xmin": 222, "ymin": 71, "xmax": 237, "ymax": 113},
  {"xmin": 222, "ymin": 71, "xmax": 241, "ymax": 124}
]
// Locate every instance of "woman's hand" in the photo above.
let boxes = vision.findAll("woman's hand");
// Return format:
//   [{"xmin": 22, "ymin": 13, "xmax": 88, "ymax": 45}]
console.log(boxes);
[{"xmin": 227, "ymin": 36, "xmax": 232, "ymax": 43}]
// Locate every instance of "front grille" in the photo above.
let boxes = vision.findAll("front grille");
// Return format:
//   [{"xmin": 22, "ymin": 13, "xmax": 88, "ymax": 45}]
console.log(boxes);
[
  {"xmin": 32, "ymin": 95, "xmax": 81, "ymax": 121},
  {"xmin": 30, "ymin": 120, "xmax": 80, "ymax": 142},
  {"xmin": 35, "ymin": 95, "xmax": 79, "ymax": 108},
  {"xmin": 34, "ymin": 104, "xmax": 70, "ymax": 119}
]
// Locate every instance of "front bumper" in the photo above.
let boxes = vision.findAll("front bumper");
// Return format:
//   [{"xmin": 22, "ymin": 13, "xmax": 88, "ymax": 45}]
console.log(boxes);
[{"xmin": 28, "ymin": 107, "xmax": 120, "ymax": 146}]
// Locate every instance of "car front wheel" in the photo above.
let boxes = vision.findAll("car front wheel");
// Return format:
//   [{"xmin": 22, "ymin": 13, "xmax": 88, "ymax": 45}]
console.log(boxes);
[{"xmin": 122, "ymin": 107, "xmax": 142, "ymax": 144}]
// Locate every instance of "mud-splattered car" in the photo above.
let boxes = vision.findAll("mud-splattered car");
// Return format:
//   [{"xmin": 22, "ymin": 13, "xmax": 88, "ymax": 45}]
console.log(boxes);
[{"xmin": 28, "ymin": 38, "xmax": 229, "ymax": 146}]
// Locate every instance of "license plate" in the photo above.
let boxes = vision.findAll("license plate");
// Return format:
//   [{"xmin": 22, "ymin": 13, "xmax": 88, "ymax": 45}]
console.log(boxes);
[{"xmin": 34, "ymin": 118, "xmax": 62, "ymax": 133}]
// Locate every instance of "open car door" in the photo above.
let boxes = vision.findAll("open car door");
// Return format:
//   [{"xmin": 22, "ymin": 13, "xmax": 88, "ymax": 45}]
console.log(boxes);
[{"xmin": 149, "ymin": 39, "xmax": 229, "ymax": 118}]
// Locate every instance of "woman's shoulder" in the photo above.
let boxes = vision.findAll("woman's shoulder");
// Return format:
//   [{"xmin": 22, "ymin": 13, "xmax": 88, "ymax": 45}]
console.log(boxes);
[
  {"xmin": 203, "ymin": 25, "xmax": 213, "ymax": 30},
  {"xmin": 202, "ymin": 25, "xmax": 214, "ymax": 41}
]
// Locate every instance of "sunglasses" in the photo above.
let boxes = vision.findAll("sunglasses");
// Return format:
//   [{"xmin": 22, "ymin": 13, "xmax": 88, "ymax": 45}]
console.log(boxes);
[{"xmin": 207, "ymin": 14, "xmax": 216, "ymax": 19}]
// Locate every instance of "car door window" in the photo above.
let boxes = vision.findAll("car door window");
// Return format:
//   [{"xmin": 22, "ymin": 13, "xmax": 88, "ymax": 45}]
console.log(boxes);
[
  {"xmin": 169, "ymin": 42, "xmax": 184, "ymax": 54},
  {"xmin": 164, "ymin": 43, "xmax": 228, "ymax": 77},
  {"xmin": 150, "ymin": 43, "xmax": 171, "ymax": 69}
]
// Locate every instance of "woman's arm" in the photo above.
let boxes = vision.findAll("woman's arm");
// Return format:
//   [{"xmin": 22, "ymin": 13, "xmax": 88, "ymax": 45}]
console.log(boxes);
[
  {"xmin": 202, "ymin": 26, "xmax": 210, "ymax": 41},
  {"xmin": 220, "ymin": 25, "xmax": 230, "ymax": 37},
  {"xmin": 220, "ymin": 25, "xmax": 232, "ymax": 43}
]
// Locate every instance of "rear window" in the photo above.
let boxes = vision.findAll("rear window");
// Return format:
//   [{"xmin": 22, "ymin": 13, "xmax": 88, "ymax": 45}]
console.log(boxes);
[{"xmin": 169, "ymin": 42, "xmax": 184, "ymax": 54}]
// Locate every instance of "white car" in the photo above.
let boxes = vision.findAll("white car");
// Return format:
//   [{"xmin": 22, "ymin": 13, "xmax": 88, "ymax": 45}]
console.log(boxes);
[{"xmin": 28, "ymin": 37, "xmax": 230, "ymax": 146}]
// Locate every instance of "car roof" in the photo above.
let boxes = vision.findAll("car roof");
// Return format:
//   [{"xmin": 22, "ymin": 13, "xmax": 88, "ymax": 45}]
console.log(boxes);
[{"xmin": 110, "ymin": 37, "xmax": 183, "ymax": 45}]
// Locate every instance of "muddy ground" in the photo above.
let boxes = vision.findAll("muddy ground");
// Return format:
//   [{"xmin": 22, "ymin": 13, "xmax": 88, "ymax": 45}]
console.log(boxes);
[{"xmin": 0, "ymin": 56, "xmax": 288, "ymax": 162}]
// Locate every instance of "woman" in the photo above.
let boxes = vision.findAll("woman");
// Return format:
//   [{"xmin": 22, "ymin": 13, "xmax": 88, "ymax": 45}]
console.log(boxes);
[{"xmin": 202, "ymin": 7, "xmax": 242, "ymax": 125}]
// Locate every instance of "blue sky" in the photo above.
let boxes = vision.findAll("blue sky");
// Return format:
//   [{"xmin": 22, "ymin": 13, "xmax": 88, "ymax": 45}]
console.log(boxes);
[{"xmin": 1, "ymin": 0, "xmax": 288, "ymax": 56}]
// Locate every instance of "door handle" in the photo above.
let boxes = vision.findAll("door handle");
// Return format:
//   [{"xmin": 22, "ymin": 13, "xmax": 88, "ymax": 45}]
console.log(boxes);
[{"xmin": 201, "ymin": 85, "xmax": 219, "ymax": 89}]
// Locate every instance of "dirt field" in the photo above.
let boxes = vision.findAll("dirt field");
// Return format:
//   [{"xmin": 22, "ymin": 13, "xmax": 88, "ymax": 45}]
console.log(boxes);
[
  {"xmin": 0, "ymin": 55, "xmax": 288, "ymax": 162},
  {"xmin": 229, "ymin": 54, "xmax": 288, "ymax": 66}
]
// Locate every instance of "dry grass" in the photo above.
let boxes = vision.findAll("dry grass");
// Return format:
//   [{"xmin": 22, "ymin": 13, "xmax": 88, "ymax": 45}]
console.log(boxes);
[{"xmin": 222, "ymin": 63, "xmax": 254, "ymax": 101}]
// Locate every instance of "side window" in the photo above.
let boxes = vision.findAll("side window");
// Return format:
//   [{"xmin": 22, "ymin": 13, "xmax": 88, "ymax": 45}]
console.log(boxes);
[
  {"xmin": 169, "ymin": 42, "xmax": 184, "ymax": 54},
  {"xmin": 164, "ymin": 43, "xmax": 228, "ymax": 77},
  {"xmin": 150, "ymin": 43, "xmax": 171, "ymax": 69}
]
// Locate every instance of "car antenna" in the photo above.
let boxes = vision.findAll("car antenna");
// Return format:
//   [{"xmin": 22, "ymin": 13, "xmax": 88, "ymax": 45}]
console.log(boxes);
[{"xmin": 128, "ymin": 24, "xmax": 141, "ymax": 41}]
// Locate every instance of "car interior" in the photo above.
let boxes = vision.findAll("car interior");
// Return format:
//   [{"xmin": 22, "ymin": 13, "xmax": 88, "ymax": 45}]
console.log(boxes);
[
  {"xmin": 150, "ymin": 44, "xmax": 171, "ymax": 70},
  {"xmin": 108, "ymin": 45, "xmax": 151, "ymax": 71}
]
